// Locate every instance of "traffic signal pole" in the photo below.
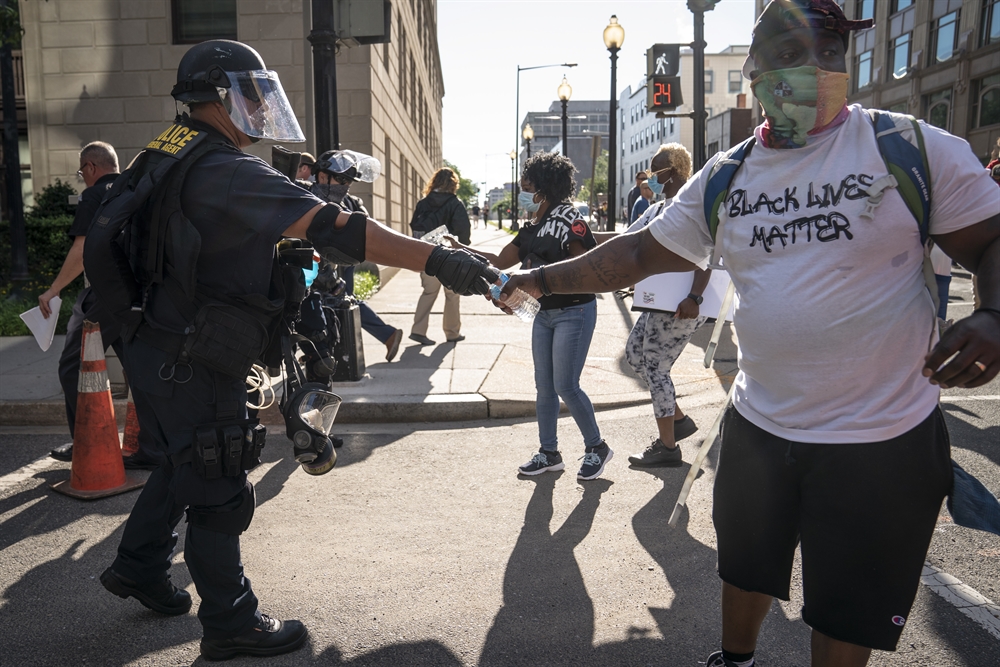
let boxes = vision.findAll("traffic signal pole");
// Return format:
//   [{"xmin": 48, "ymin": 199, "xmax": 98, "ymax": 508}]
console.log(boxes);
[{"xmin": 687, "ymin": 0, "xmax": 718, "ymax": 171}]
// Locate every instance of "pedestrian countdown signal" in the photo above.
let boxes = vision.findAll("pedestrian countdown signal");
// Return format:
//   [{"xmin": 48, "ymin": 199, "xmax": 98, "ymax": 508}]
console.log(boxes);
[
  {"xmin": 651, "ymin": 79, "xmax": 681, "ymax": 109},
  {"xmin": 646, "ymin": 44, "xmax": 683, "ymax": 112}
]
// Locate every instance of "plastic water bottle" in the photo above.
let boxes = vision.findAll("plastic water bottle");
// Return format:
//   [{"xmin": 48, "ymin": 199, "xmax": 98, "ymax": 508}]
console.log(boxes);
[
  {"xmin": 421, "ymin": 225, "xmax": 450, "ymax": 245},
  {"xmin": 490, "ymin": 272, "xmax": 541, "ymax": 322}
]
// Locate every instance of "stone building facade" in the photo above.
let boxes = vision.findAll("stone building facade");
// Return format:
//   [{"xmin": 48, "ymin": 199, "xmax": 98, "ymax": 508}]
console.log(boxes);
[{"xmin": 17, "ymin": 0, "xmax": 444, "ymax": 233}]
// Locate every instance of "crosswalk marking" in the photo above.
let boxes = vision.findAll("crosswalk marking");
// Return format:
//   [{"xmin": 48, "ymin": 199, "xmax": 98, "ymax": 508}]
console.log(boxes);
[{"xmin": 921, "ymin": 562, "xmax": 1000, "ymax": 640}]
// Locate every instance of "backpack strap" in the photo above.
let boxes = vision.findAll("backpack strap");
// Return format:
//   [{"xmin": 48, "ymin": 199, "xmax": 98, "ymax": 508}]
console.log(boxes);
[
  {"xmin": 703, "ymin": 136, "xmax": 755, "ymax": 243},
  {"xmin": 865, "ymin": 109, "xmax": 931, "ymax": 244}
]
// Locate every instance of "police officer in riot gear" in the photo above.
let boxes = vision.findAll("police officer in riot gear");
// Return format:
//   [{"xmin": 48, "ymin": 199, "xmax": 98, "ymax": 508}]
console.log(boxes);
[
  {"xmin": 310, "ymin": 150, "xmax": 405, "ymax": 361},
  {"xmin": 97, "ymin": 40, "xmax": 496, "ymax": 661}
]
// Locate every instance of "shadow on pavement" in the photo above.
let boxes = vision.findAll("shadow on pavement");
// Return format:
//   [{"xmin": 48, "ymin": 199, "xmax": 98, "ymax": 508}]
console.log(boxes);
[
  {"xmin": 0, "ymin": 525, "xmax": 201, "ymax": 666},
  {"xmin": 311, "ymin": 639, "xmax": 464, "ymax": 666},
  {"xmin": 478, "ymin": 474, "xmax": 613, "ymax": 666},
  {"xmin": 941, "ymin": 402, "xmax": 1000, "ymax": 468},
  {"xmin": 603, "ymin": 466, "xmax": 812, "ymax": 665}
]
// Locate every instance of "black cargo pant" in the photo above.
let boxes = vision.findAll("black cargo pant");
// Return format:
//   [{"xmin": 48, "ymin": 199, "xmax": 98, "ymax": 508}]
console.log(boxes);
[
  {"xmin": 58, "ymin": 287, "xmax": 124, "ymax": 437},
  {"xmin": 112, "ymin": 336, "xmax": 259, "ymax": 639}
]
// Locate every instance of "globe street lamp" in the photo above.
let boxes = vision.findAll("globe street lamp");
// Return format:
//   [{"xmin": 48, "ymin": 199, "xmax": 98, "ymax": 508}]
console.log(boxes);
[
  {"xmin": 522, "ymin": 123, "xmax": 535, "ymax": 159},
  {"xmin": 557, "ymin": 76, "xmax": 573, "ymax": 156},
  {"xmin": 509, "ymin": 148, "xmax": 517, "ymax": 230},
  {"xmin": 515, "ymin": 62, "xmax": 577, "ymax": 226},
  {"xmin": 603, "ymin": 15, "xmax": 624, "ymax": 231}
]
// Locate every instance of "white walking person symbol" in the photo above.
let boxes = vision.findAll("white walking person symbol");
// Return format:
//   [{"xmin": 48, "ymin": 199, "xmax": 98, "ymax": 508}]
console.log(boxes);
[{"xmin": 655, "ymin": 52, "xmax": 670, "ymax": 75}]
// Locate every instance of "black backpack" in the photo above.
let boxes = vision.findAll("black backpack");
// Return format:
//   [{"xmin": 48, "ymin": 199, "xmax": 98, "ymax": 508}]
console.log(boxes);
[
  {"xmin": 84, "ymin": 120, "xmax": 289, "ymax": 379},
  {"xmin": 409, "ymin": 196, "xmax": 457, "ymax": 235},
  {"xmin": 84, "ymin": 121, "xmax": 227, "ymax": 334}
]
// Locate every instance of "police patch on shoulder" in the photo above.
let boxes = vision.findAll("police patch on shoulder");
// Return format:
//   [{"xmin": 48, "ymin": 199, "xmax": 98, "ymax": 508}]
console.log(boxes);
[
  {"xmin": 571, "ymin": 220, "xmax": 587, "ymax": 237},
  {"xmin": 145, "ymin": 123, "xmax": 204, "ymax": 157}
]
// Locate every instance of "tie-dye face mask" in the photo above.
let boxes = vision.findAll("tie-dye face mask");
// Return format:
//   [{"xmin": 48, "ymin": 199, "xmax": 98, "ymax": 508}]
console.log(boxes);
[{"xmin": 751, "ymin": 65, "xmax": 850, "ymax": 149}]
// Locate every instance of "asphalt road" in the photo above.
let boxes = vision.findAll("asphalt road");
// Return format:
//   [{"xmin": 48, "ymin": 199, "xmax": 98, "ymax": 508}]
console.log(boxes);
[{"xmin": 1, "ymin": 388, "xmax": 997, "ymax": 666}]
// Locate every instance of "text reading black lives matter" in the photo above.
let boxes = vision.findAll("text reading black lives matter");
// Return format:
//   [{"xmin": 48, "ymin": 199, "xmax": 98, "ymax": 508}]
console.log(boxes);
[{"xmin": 727, "ymin": 173, "xmax": 876, "ymax": 253}]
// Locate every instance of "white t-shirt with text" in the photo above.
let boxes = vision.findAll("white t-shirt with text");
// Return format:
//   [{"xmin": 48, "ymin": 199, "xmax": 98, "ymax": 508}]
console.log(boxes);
[{"xmin": 647, "ymin": 105, "xmax": 1000, "ymax": 443}]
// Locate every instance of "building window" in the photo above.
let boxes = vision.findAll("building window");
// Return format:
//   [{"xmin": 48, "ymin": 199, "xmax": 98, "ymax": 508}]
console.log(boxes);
[
  {"xmin": 171, "ymin": 0, "xmax": 236, "ymax": 44},
  {"xmin": 855, "ymin": 50, "xmax": 873, "ymax": 89},
  {"xmin": 929, "ymin": 8, "xmax": 960, "ymax": 65},
  {"xmin": 890, "ymin": 32, "xmax": 911, "ymax": 79},
  {"xmin": 888, "ymin": 2, "xmax": 915, "ymax": 79},
  {"xmin": 855, "ymin": 0, "xmax": 874, "ymax": 21},
  {"xmin": 705, "ymin": 70, "xmax": 714, "ymax": 94},
  {"xmin": 728, "ymin": 70, "xmax": 742, "ymax": 93},
  {"xmin": 983, "ymin": 0, "xmax": 1000, "ymax": 46},
  {"xmin": 892, "ymin": 0, "xmax": 913, "ymax": 12},
  {"xmin": 924, "ymin": 89, "xmax": 952, "ymax": 130},
  {"xmin": 972, "ymin": 74, "xmax": 1000, "ymax": 127},
  {"xmin": 887, "ymin": 101, "xmax": 909, "ymax": 113}
]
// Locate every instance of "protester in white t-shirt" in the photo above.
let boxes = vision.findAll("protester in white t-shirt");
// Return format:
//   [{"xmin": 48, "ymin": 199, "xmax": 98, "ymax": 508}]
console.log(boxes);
[{"xmin": 501, "ymin": 2, "xmax": 1000, "ymax": 666}]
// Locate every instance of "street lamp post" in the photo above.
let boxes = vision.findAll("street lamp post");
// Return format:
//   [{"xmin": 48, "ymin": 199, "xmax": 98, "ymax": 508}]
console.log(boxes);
[
  {"xmin": 508, "ymin": 149, "xmax": 516, "ymax": 230},
  {"xmin": 687, "ymin": 0, "xmax": 719, "ymax": 170},
  {"xmin": 522, "ymin": 124, "xmax": 534, "ymax": 160},
  {"xmin": 515, "ymin": 62, "xmax": 577, "ymax": 226},
  {"xmin": 308, "ymin": 0, "xmax": 340, "ymax": 153},
  {"xmin": 557, "ymin": 76, "xmax": 572, "ymax": 156},
  {"xmin": 603, "ymin": 15, "xmax": 624, "ymax": 232}
]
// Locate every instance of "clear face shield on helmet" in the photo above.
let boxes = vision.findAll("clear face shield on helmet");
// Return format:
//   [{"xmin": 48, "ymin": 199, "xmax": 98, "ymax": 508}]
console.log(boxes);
[
  {"xmin": 334, "ymin": 150, "xmax": 382, "ymax": 183},
  {"xmin": 218, "ymin": 69, "xmax": 305, "ymax": 143}
]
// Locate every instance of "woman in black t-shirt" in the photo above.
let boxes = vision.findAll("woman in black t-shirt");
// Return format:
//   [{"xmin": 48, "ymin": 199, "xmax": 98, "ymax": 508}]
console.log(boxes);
[{"xmin": 451, "ymin": 153, "xmax": 612, "ymax": 480}]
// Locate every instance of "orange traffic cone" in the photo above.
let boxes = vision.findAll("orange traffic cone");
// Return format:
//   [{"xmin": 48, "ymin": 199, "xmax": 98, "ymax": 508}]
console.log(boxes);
[
  {"xmin": 51, "ymin": 321, "xmax": 145, "ymax": 500},
  {"xmin": 121, "ymin": 389, "xmax": 140, "ymax": 458}
]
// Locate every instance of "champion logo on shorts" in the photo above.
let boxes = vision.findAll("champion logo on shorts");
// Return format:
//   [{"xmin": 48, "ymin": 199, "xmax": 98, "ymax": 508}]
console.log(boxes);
[{"xmin": 891, "ymin": 615, "xmax": 906, "ymax": 627}]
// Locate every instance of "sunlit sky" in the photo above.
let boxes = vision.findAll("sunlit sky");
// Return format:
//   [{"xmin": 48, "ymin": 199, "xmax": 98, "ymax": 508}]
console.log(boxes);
[{"xmin": 437, "ymin": 1, "xmax": 758, "ymax": 198}]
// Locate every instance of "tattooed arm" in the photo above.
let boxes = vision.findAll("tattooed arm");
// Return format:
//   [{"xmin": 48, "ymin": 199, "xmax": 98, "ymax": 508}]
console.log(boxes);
[{"xmin": 501, "ymin": 227, "xmax": 699, "ymax": 299}]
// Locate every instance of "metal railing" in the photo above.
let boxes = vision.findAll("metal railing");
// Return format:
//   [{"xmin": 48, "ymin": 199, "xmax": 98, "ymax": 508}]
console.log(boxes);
[{"xmin": 1, "ymin": 50, "xmax": 25, "ymax": 100}]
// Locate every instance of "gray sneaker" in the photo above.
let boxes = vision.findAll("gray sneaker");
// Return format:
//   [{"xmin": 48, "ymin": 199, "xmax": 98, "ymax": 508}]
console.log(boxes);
[{"xmin": 628, "ymin": 439, "xmax": 683, "ymax": 468}]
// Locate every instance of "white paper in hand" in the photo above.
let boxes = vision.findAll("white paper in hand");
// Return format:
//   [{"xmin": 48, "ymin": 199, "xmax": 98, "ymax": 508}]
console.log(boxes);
[{"xmin": 19, "ymin": 296, "xmax": 62, "ymax": 352}]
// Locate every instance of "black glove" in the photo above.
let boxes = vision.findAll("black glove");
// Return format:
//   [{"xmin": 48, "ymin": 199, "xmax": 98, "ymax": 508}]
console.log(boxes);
[{"xmin": 425, "ymin": 246, "xmax": 499, "ymax": 296}]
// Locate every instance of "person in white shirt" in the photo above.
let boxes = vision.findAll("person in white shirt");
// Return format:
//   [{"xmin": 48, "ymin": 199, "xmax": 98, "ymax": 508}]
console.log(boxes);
[
  {"xmin": 620, "ymin": 143, "xmax": 712, "ymax": 467},
  {"xmin": 501, "ymin": 2, "xmax": 1000, "ymax": 666}
]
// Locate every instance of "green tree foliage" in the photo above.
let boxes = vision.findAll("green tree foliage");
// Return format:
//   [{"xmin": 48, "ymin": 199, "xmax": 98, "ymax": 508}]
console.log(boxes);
[
  {"xmin": 1, "ymin": 178, "xmax": 79, "ymax": 335},
  {"xmin": 0, "ymin": 1, "xmax": 22, "ymax": 49},
  {"xmin": 29, "ymin": 178, "xmax": 77, "ymax": 217},
  {"xmin": 492, "ymin": 194, "xmax": 511, "ymax": 218},
  {"xmin": 443, "ymin": 159, "xmax": 479, "ymax": 208},
  {"xmin": 578, "ymin": 149, "xmax": 609, "ymax": 205}
]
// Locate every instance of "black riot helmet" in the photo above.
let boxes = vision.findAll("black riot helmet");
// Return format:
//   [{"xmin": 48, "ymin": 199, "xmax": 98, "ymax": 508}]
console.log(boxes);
[
  {"xmin": 171, "ymin": 39, "xmax": 305, "ymax": 143},
  {"xmin": 312, "ymin": 150, "xmax": 382, "ymax": 183}
]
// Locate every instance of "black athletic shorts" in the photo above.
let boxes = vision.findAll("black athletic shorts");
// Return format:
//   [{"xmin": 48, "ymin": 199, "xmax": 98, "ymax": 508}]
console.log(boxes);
[{"xmin": 713, "ymin": 405, "xmax": 952, "ymax": 651}]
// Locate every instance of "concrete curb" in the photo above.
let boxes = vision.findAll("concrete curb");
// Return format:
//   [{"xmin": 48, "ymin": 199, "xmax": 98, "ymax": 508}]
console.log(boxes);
[
  {"xmin": 0, "ymin": 400, "xmax": 129, "ymax": 427},
  {"xmin": 0, "ymin": 393, "xmax": 656, "ymax": 426}
]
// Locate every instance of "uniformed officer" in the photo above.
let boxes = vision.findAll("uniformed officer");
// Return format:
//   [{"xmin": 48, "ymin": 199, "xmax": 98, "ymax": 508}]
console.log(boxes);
[
  {"xmin": 310, "ymin": 149, "xmax": 404, "ymax": 361},
  {"xmin": 96, "ymin": 40, "xmax": 495, "ymax": 661},
  {"xmin": 40, "ymin": 143, "xmax": 156, "ymax": 468}
]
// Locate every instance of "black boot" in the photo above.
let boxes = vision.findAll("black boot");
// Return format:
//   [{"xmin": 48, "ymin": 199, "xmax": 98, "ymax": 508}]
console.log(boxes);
[
  {"xmin": 200, "ymin": 613, "xmax": 309, "ymax": 661},
  {"xmin": 100, "ymin": 567, "xmax": 192, "ymax": 616}
]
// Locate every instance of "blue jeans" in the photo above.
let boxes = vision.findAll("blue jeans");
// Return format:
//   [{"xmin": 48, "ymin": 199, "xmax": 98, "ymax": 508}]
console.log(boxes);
[{"xmin": 531, "ymin": 300, "xmax": 602, "ymax": 451}]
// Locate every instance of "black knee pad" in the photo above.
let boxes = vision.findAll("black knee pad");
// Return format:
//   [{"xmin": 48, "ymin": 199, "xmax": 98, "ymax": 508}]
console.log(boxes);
[
  {"xmin": 306, "ymin": 203, "xmax": 367, "ymax": 266},
  {"xmin": 186, "ymin": 481, "xmax": 256, "ymax": 536}
]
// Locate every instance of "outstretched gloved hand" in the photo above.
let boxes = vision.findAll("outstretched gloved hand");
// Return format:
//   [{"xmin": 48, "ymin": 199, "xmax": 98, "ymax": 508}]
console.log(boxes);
[{"xmin": 425, "ymin": 245, "xmax": 499, "ymax": 296}]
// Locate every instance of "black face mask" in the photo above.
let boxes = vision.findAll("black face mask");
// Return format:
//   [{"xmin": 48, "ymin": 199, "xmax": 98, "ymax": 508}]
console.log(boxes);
[{"xmin": 310, "ymin": 181, "xmax": 350, "ymax": 203}]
